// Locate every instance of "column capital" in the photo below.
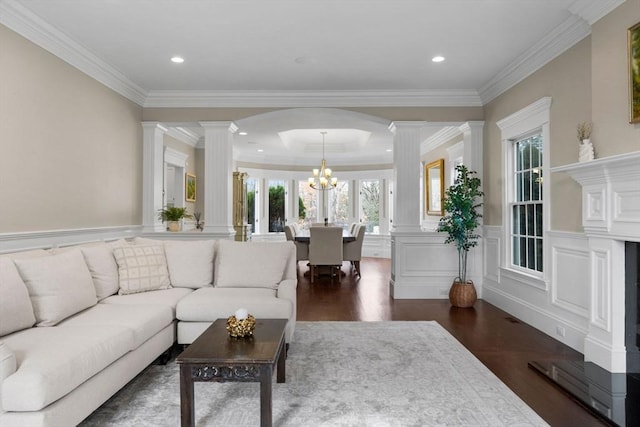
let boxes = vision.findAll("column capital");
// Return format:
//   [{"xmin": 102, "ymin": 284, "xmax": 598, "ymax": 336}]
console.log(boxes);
[
  {"xmin": 141, "ymin": 121, "xmax": 168, "ymax": 132},
  {"xmin": 199, "ymin": 121, "xmax": 238, "ymax": 134},
  {"xmin": 388, "ymin": 121, "xmax": 426, "ymax": 134},
  {"xmin": 458, "ymin": 121, "xmax": 485, "ymax": 134}
]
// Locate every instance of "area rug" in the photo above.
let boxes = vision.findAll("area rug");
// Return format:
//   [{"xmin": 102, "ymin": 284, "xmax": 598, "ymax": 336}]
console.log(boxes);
[{"xmin": 80, "ymin": 321, "xmax": 548, "ymax": 426}]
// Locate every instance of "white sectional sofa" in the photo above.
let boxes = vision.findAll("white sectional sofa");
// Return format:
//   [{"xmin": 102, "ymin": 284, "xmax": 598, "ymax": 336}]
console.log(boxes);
[{"xmin": 0, "ymin": 238, "xmax": 296, "ymax": 427}]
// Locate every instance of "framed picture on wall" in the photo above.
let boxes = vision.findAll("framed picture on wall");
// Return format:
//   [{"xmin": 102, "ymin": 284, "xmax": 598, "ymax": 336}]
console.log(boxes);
[
  {"xmin": 425, "ymin": 159, "xmax": 444, "ymax": 216},
  {"xmin": 186, "ymin": 173, "xmax": 196, "ymax": 202},
  {"xmin": 628, "ymin": 21, "xmax": 640, "ymax": 123}
]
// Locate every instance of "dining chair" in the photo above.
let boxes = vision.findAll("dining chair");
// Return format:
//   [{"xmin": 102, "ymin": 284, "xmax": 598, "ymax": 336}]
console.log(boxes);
[
  {"xmin": 308, "ymin": 226, "xmax": 343, "ymax": 283},
  {"xmin": 349, "ymin": 222, "xmax": 357, "ymax": 235},
  {"xmin": 343, "ymin": 224, "xmax": 365, "ymax": 276},
  {"xmin": 285, "ymin": 224, "xmax": 309, "ymax": 265}
]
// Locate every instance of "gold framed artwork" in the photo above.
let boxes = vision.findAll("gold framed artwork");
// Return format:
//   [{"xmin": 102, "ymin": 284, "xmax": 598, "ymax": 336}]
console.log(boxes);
[
  {"xmin": 628, "ymin": 21, "xmax": 640, "ymax": 123},
  {"xmin": 425, "ymin": 159, "xmax": 444, "ymax": 216},
  {"xmin": 185, "ymin": 173, "xmax": 196, "ymax": 202}
]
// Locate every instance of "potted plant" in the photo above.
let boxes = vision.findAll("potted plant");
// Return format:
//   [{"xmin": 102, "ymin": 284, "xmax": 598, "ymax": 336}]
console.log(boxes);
[
  {"xmin": 158, "ymin": 206, "xmax": 192, "ymax": 232},
  {"xmin": 577, "ymin": 121, "xmax": 594, "ymax": 162},
  {"xmin": 438, "ymin": 164, "xmax": 483, "ymax": 307}
]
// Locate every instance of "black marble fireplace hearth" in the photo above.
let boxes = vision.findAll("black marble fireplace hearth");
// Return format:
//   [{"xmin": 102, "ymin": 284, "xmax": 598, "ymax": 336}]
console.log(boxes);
[
  {"xmin": 529, "ymin": 242, "xmax": 640, "ymax": 426},
  {"xmin": 529, "ymin": 360, "xmax": 640, "ymax": 426}
]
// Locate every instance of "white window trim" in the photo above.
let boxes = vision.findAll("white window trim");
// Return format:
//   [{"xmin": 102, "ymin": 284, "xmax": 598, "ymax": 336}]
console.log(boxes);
[{"xmin": 496, "ymin": 97, "xmax": 551, "ymax": 288}]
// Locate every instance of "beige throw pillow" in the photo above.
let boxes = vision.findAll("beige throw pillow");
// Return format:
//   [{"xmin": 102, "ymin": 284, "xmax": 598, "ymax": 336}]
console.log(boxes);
[
  {"xmin": 215, "ymin": 240, "xmax": 289, "ymax": 289},
  {"xmin": 113, "ymin": 244, "xmax": 171, "ymax": 295},
  {"xmin": 0, "ymin": 258, "xmax": 36, "ymax": 335},
  {"xmin": 14, "ymin": 250, "xmax": 97, "ymax": 327},
  {"xmin": 80, "ymin": 244, "xmax": 120, "ymax": 300},
  {"xmin": 164, "ymin": 240, "xmax": 215, "ymax": 288}
]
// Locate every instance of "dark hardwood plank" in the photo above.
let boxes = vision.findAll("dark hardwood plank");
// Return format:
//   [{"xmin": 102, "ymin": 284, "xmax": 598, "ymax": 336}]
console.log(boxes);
[{"xmin": 296, "ymin": 258, "xmax": 607, "ymax": 427}]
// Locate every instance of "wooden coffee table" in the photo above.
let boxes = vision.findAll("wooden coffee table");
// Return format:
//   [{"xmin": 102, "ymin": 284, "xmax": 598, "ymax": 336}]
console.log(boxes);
[{"xmin": 176, "ymin": 318, "xmax": 287, "ymax": 427}]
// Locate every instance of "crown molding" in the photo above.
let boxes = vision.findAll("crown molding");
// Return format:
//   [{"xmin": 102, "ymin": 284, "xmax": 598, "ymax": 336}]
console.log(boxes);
[
  {"xmin": 165, "ymin": 127, "xmax": 200, "ymax": 147},
  {"xmin": 143, "ymin": 89, "xmax": 483, "ymax": 108},
  {"xmin": 479, "ymin": 15, "xmax": 591, "ymax": 104},
  {"xmin": 569, "ymin": 0, "xmax": 626, "ymax": 25},
  {"xmin": 0, "ymin": 0, "xmax": 147, "ymax": 106},
  {"xmin": 422, "ymin": 126, "xmax": 463, "ymax": 153}
]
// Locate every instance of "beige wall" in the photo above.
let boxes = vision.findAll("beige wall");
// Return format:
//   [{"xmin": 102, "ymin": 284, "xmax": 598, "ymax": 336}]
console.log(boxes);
[
  {"xmin": 143, "ymin": 106, "xmax": 483, "ymax": 124},
  {"xmin": 483, "ymin": 1, "xmax": 640, "ymax": 231},
  {"xmin": 592, "ymin": 0, "xmax": 640, "ymax": 154},
  {"xmin": 0, "ymin": 24, "xmax": 143, "ymax": 232},
  {"xmin": 483, "ymin": 37, "xmax": 592, "ymax": 230}
]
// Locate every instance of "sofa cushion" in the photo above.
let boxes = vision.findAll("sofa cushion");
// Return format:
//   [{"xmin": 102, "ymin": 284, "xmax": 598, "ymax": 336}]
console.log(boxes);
[
  {"xmin": 176, "ymin": 287, "xmax": 292, "ymax": 321},
  {"xmin": 101, "ymin": 287, "xmax": 193, "ymax": 317},
  {"xmin": 14, "ymin": 250, "xmax": 98, "ymax": 327},
  {"xmin": 164, "ymin": 240, "xmax": 215, "ymax": 288},
  {"xmin": 79, "ymin": 244, "xmax": 120, "ymax": 300},
  {"xmin": 0, "ymin": 258, "xmax": 36, "ymax": 335},
  {"xmin": 113, "ymin": 244, "xmax": 171, "ymax": 295},
  {"xmin": 1, "ymin": 325, "xmax": 133, "ymax": 411},
  {"xmin": 215, "ymin": 240, "xmax": 289, "ymax": 289},
  {"xmin": 59, "ymin": 304, "xmax": 173, "ymax": 349}
]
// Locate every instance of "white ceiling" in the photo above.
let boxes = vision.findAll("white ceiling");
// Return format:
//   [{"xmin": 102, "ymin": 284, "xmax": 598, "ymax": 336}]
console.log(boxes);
[{"xmin": 2, "ymin": 0, "xmax": 622, "ymax": 166}]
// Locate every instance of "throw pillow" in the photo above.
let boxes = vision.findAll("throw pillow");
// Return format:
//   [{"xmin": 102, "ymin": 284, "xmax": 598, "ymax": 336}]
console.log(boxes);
[
  {"xmin": 14, "ymin": 250, "xmax": 98, "ymax": 327},
  {"xmin": 113, "ymin": 244, "xmax": 171, "ymax": 295},
  {"xmin": 164, "ymin": 240, "xmax": 215, "ymax": 288},
  {"xmin": 215, "ymin": 240, "xmax": 289, "ymax": 289},
  {"xmin": 0, "ymin": 258, "xmax": 36, "ymax": 335},
  {"xmin": 80, "ymin": 244, "xmax": 120, "ymax": 300}
]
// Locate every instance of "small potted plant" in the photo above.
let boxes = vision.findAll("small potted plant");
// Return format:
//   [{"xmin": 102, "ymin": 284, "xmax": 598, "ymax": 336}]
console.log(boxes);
[
  {"xmin": 158, "ymin": 206, "xmax": 192, "ymax": 232},
  {"xmin": 438, "ymin": 165, "xmax": 483, "ymax": 307},
  {"xmin": 577, "ymin": 121, "xmax": 594, "ymax": 162}
]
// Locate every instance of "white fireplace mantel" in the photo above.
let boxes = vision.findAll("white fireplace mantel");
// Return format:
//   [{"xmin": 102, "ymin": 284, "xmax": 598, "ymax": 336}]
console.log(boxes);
[
  {"xmin": 552, "ymin": 151, "xmax": 640, "ymax": 372},
  {"xmin": 551, "ymin": 151, "xmax": 640, "ymax": 242}
]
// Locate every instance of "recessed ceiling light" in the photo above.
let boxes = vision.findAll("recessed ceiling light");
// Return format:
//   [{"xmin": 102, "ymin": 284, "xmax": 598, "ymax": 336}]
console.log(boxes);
[
  {"xmin": 238, "ymin": 131, "xmax": 248, "ymax": 136},
  {"xmin": 257, "ymin": 149, "xmax": 264, "ymax": 152},
  {"xmin": 386, "ymin": 149, "xmax": 393, "ymax": 152},
  {"xmin": 432, "ymin": 56, "xmax": 445, "ymax": 63},
  {"xmin": 171, "ymin": 56, "xmax": 184, "ymax": 63}
]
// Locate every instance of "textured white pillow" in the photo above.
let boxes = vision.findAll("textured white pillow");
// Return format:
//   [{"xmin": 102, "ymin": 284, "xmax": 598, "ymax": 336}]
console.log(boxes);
[
  {"xmin": 113, "ymin": 244, "xmax": 171, "ymax": 295},
  {"xmin": 215, "ymin": 240, "xmax": 289, "ymax": 289},
  {"xmin": 80, "ymin": 244, "xmax": 120, "ymax": 300},
  {"xmin": 164, "ymin": 240, "xmax": 215, "ymax": 288},
  {"xmin": 0, "ymin": 258, "xmax": 36, "ymax": 335},
  {"xmin": 14, "ymin": 250, "xmax": 97, "ymax": 327}
]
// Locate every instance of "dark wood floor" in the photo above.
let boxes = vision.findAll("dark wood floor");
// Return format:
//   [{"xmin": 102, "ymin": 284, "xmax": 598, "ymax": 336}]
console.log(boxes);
[{"xmin": 296, "ymin": 258, "xmax": 607, "ymax": 427}]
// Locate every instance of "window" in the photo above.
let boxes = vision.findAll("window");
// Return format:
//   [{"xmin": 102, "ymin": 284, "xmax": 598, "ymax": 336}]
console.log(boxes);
[
  {"xmin": 268, "ymin": 180, "xmax": 285, "ymax": 232},
  {"xmin": 329, "ymin": 181, "xmax": 350, "ymax": 229},
  {"xmin": 246, "ymin": 178, "xmax": 257, "ymax": 233},
  {"xmin": 360, "ymin": 179, "xmax": 380, "ymax": 234},
  {"xmin": 298, "ymin": 180, "xmax": 317, "ymax": 227},
  {"xmin": 511, "ymin": 134, "xmax": 543, "ymax": 272},
  {"xmin": 497, "ymin": 97, "xmax": 551, "ymax": 280}
]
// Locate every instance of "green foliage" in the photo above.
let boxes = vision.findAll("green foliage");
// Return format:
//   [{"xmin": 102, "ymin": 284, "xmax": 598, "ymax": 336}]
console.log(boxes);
[
  {"xmin": 438, "ymin": 165, "xmax": 483, "ymax": 283},
  {"xmin": 360, "ymin": 180, "xmax": 380, "ymax": 231},
  {"xmin": 269, "ymin": 185, "xmax": 285, "ymax": 232},
  {"xmin": 298, "ymin": 196, "xmax": 306, "ymax": 219},
  {"xmin": 158, "ymin": 206, "xmax": 192, "ymax": 222},
  {"xmin": 247, "ymin": 190, "xmax": 255, "ymax": 228}
]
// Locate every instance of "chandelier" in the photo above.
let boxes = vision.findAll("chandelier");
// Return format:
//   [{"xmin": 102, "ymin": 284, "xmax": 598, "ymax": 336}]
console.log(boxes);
[{"xmin": 308, "ymin": 131, "xmax": 338, "ymax": 190}]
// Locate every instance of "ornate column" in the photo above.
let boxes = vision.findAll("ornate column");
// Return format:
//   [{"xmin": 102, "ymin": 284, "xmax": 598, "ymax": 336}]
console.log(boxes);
[
  {"xmin": 459, "ymin": 121, "xmax": 484, "ymax": 179},
  {"xmin": 200, "ymin": 121, "xmax": 237, "ymax": 237},
  {"xmin": 141, "ymin": 122, "xmax": 167, "ymax": 232},
  {"xmin": 390, "ymin": 121, "xmax": 424, "ymax": 232}
]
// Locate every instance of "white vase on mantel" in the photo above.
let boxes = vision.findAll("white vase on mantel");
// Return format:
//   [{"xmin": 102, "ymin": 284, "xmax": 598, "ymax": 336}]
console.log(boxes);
[{"xmin": 578, "ymin": 139, "xmax": 594, "ymax": 162}]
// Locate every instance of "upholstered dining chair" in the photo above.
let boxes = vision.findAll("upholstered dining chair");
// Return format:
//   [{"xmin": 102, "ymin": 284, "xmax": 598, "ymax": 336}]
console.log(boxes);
[
  {"xmin": 285, "ymin": 224, "xmax": 309, "ymax": 265},
  {"xmin": 343, "ymin": 224, "xmax": 365, "ymax": 276},
  {"xmin": 308, "ymin": 226, "xmax": 343, "ymax": 283},
  {"xmin": 349, "ymin": 222, "xmax": 358, "ymax": 235}
]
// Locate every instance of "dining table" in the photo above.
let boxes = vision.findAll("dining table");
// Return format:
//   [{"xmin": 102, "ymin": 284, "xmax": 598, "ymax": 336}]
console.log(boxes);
[{"xmin": 293, "ymin": 228, "xmax": 355, "ymax": 243}]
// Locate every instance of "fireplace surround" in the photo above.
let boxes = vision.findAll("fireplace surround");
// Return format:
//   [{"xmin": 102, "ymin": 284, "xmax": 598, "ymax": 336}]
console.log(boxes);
[{"xmin": 530, "ymin": 152, "xmax": 640, "ymax": 425}]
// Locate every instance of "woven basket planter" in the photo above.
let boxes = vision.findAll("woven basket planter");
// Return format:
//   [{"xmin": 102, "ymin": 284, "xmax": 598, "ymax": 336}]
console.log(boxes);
[{"xmin": 449, "ymin": 280, "xmax": 477, "ymax": 308}]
